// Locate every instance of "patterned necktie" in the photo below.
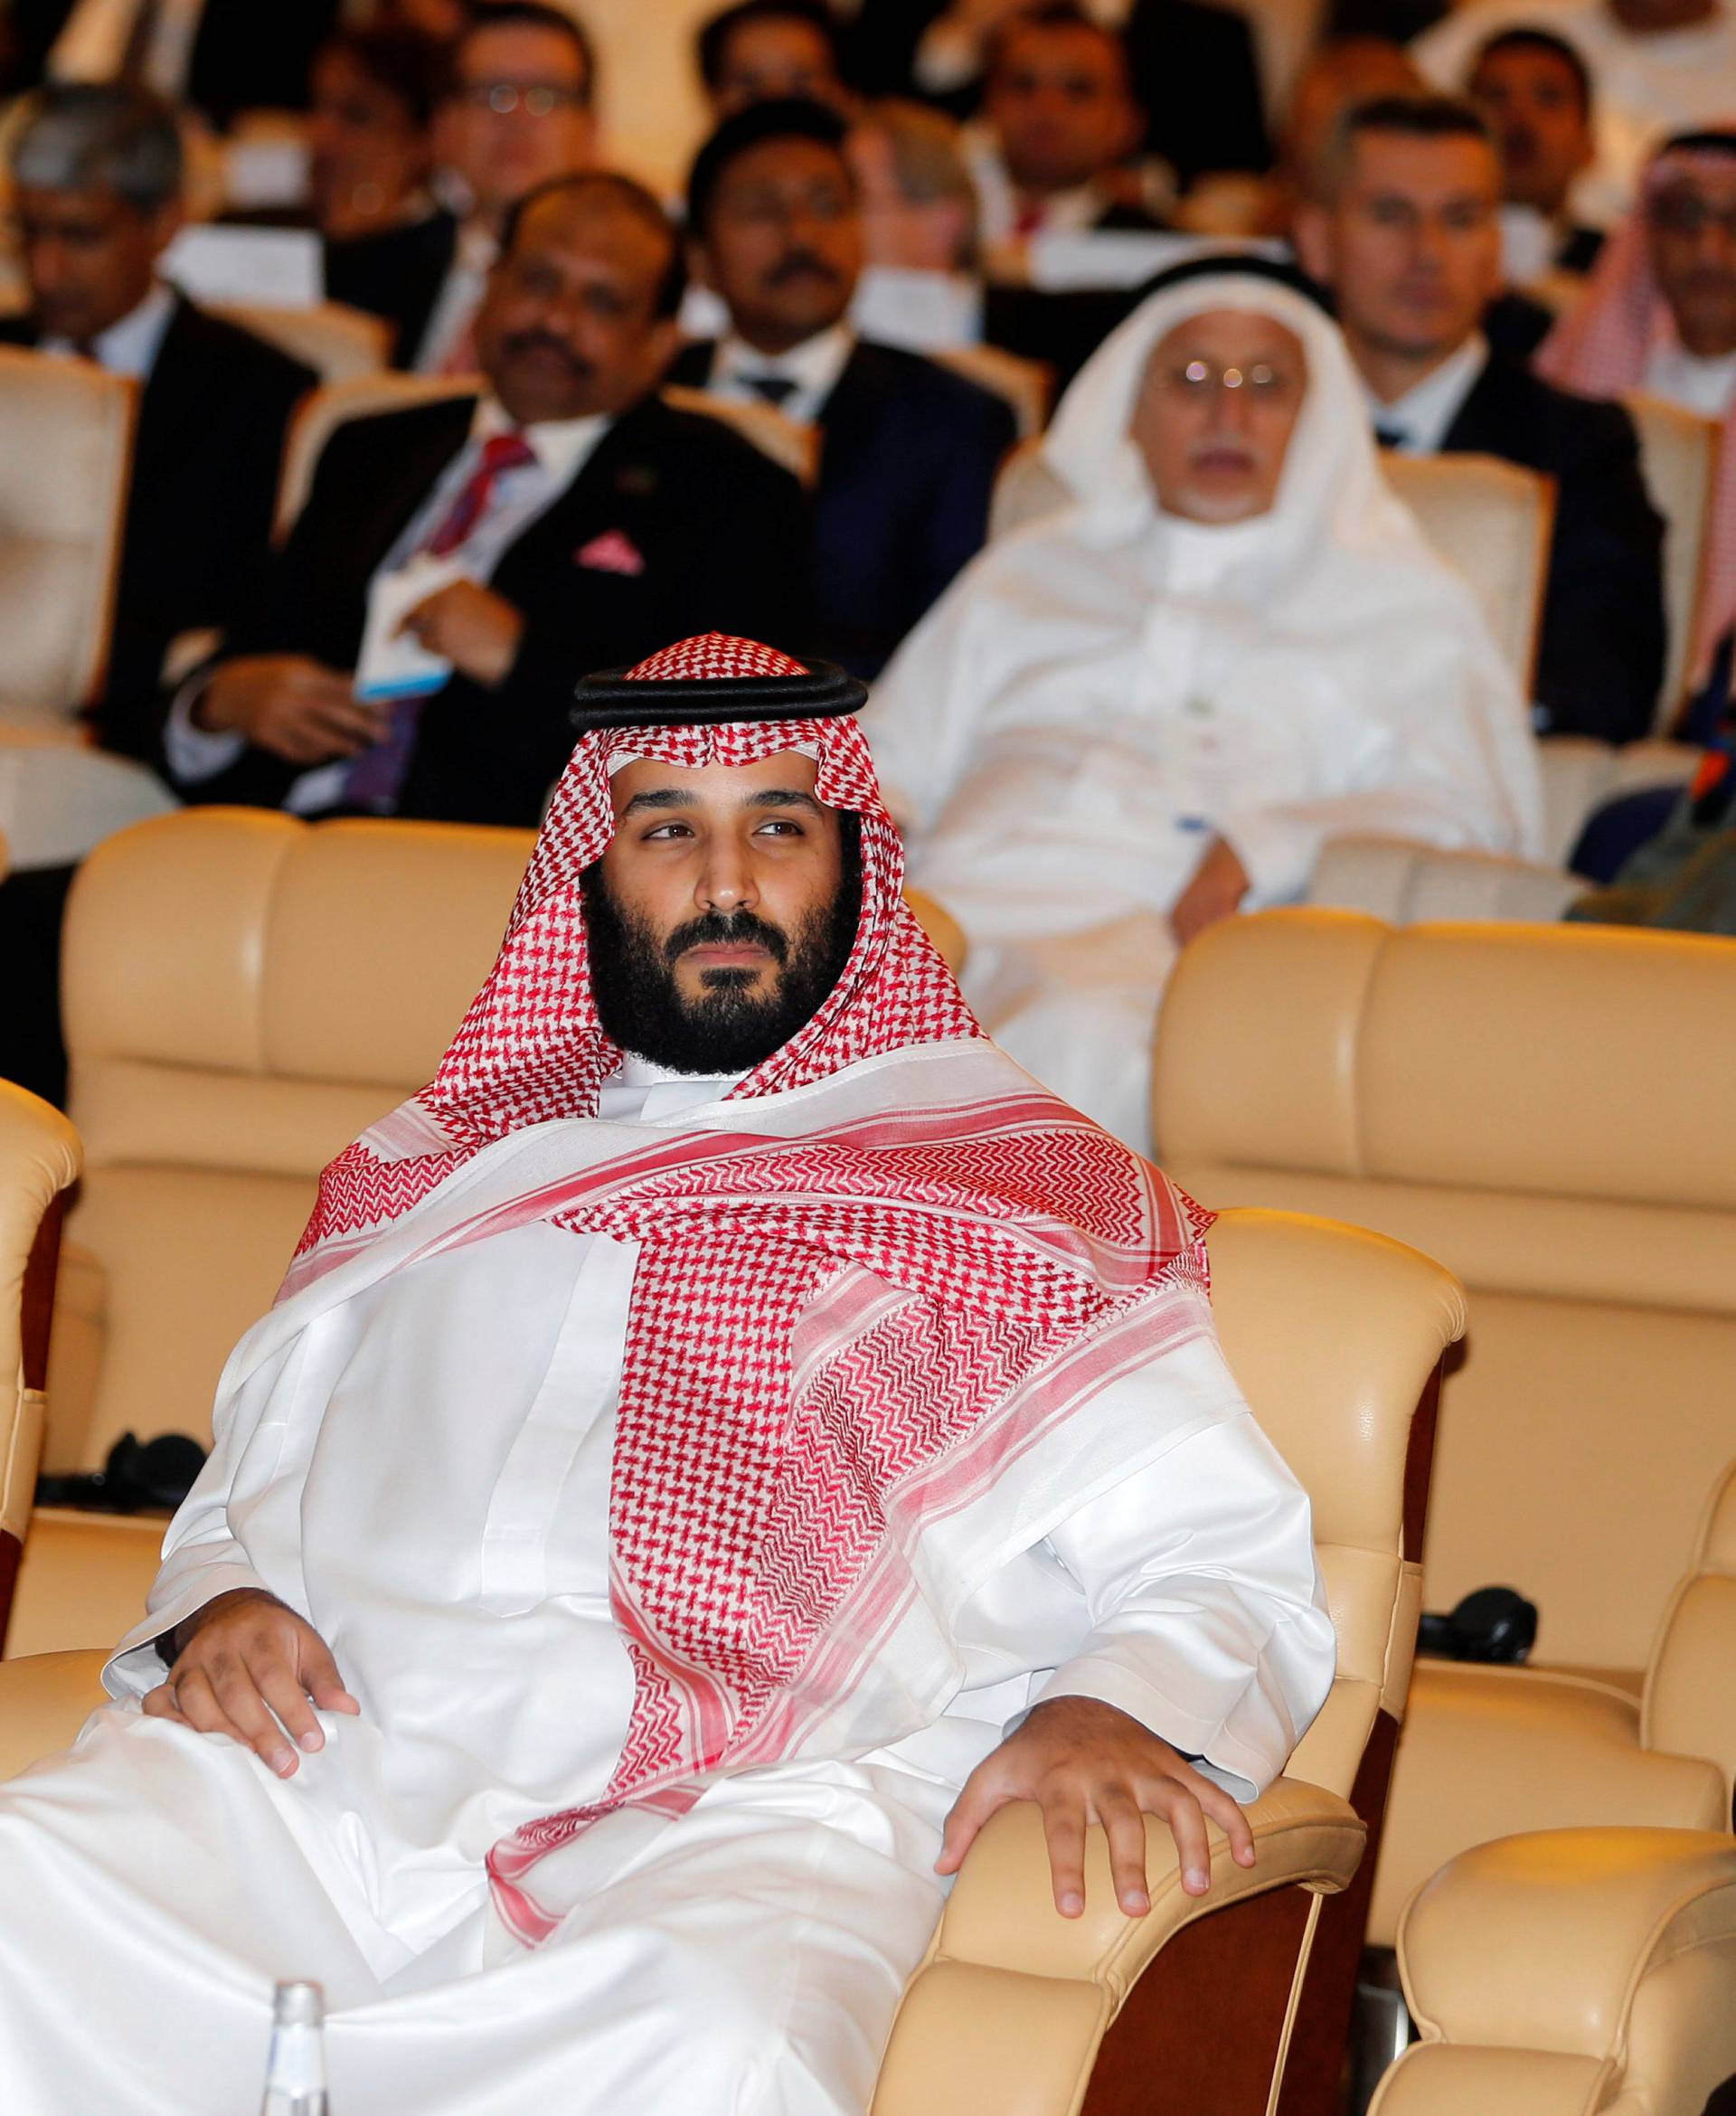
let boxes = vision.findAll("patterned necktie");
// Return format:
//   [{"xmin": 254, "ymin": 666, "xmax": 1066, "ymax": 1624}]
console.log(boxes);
[
  {"xmin": 422, "ymin": 429, "xmax": 537, "ymax": 557},
  {"xmin": 343, "ymin": 430, "xmax": 537, "ymax": 811},
  {"xmin": 744, "ymin": 373, "xmax": 797, "ymax": 409}
]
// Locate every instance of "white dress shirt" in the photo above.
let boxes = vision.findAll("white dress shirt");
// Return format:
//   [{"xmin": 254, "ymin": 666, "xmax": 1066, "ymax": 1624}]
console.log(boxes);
[
  {"xmin": 40, "ymin": 278, "xmax": 177, "ymax": 379},
  {"xmin": 1363, "ymin": 333, "xmax": 1490, "ymax": 455},
  {"xmin": 706, "ymin": 321, "xmax": 854, "ymax": 426},
  {"xmin": 412, "ymin": 219, "xmax": 499, "ymax": 374},
  {"xmin": 165, "ymin": 394, "xmax": 611, "ymax": 811}
]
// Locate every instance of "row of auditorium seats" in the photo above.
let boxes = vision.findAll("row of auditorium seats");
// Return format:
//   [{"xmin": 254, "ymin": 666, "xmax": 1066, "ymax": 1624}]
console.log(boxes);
[{"xmin": 0, "ymin": 817, "xmax": 1732, "ymax": 2107}]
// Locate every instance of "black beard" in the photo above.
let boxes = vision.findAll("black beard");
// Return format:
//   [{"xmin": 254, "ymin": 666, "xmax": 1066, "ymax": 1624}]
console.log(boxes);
[{"xmin": 580, "ymin": 819, "xmax": 863, "ymax": 1074}]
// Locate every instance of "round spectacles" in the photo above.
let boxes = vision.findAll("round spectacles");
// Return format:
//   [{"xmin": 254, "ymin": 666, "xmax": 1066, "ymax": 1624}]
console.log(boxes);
[
  {"xmin": 458, "ymin": 80, "xmax": 589, "ymax": 118},
  {"xmin": 1161, "ymin": 359, "xmax": 1300, "ymax": 401}
]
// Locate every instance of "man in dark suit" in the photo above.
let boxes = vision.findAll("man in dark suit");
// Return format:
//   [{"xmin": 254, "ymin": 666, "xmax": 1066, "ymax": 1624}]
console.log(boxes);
[
  {"xmin": 673, "ymin": 97, "xmax": 1016, "ymax": 678},
  {"xmin": 169, "ymin": 169, "xmax": 814, "ymax": 827},
  {"xmin": 1297, "ymin": 92, "xmax": 1665, "ymax": 745},
  {"xmin": 842, "ymin": 0, "xmax": 1267, "ymax": 192},
  {"xmin": 976, "ymin": 5, "xmax": 1167, "ymax": 242},
  {"xmin": 1, "ymin": 82, "xmax": 315, "ymax": 754}
]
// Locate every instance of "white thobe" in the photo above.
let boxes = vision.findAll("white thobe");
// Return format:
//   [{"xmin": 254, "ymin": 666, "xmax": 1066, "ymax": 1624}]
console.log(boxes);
[
  {"xmin": 0, "ymin": 1057, "xmax": 1332, "ymax": 2116},
  {"xmin": 867, "ymin": 274, "xmax": 1541, "ymax": 1154},
  {"xmin": 870, "ymin": 519, "xmax": 1537, "ymax": 1148}
]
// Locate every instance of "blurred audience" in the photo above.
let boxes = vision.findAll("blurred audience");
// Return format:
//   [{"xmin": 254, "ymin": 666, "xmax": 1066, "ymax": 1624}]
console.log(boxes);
[
  {"xmin": 1412, "ymin": 0, "xmax": 1736, "ymax": 224},
  {"xmin": 847, "ymin": 98, "xmax": 980, "ymax": 269},
  {"xmin": 697, "ymin": 0, "xmax": 853, "ymax": 118},
  {"xmin": 1467, "ymin": 27, "xmax": 1602, "ymax": 274},
  {"xmin": 970, "ymin": 5, "xmax": 1164, "ymax": 251},
  {"xmin": 165, "ymin": 171, "xmax": 812, "ymax": 826},
  {"xmin": 272, "ymin": 25, "xmax": 460, "ymax": 367},
  {"xmin": 868, "ymin": 264, "xmax": 1541, "ymax": 1148},
  {"xmin": 1540, "ymin": 128, "xmax": 1736, "ymax": 416},
  {"xmin": 418, "ymin": 0, "xmax": 597, "ymax": 370},
  {"xmin": 1296, "ymin": 93, "xmax": 1665, "ymax": 744},
  {"xmin": 1271, "ymin": 34, "xmax": 1420, "ymax": 231},
  {"xmin": 672, "ymin": 98, "xmax": 1015, "ymax": 675},
  {"xmin": 884, "ymin": 0, "xmax": 1267, "ymax": 192},
  {"xmin": 45, "ymin": 0, "xmax": 343, "ymax": 126},
  {"xmin": 0, "ymin": 82, "xmax": 315, "ymax": 752},
  {"xmin": 1536, "ymin": 128, "xmax": 1736, "ymax": 716}
]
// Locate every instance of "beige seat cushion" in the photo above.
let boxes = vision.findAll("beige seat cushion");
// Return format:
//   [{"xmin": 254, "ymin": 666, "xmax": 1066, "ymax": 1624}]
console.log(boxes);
[{"xmin": 1369, "ymin": 1660, "xmax": 1728, "ymax": 1940}]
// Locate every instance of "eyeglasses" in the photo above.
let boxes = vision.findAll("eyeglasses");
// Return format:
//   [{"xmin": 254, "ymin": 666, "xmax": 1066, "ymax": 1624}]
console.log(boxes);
[
  {"xmin": 455, "ymin": 80, "xmax": 589, "ymax": 118},
  {"xmin": 1648, "ymin": 192, "xmax": 1736, "ymax": 241},
  {"xmin": 1158, "ymin": 359, "xmax": 1301, "ymax": 401}
]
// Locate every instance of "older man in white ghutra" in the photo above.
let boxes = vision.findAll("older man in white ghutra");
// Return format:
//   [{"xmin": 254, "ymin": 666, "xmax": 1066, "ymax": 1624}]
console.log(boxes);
[
  {"xmin": 0, "ymin": 637, "xmax": 1333, "ymax": 2116},
  {"xmin": 868, "ymin": 264, "xmax": 1544, "ymax": 1152}
]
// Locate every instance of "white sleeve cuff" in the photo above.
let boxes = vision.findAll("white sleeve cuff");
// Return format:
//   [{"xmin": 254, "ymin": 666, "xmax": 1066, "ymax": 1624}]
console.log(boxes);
[
  {"xmin": 101, "ymin": 1561, "xmax": 276, "ymax": 1700},
  {"xmin": 163, "ymin": 675, "xmax": 246, "ymax": 784}
]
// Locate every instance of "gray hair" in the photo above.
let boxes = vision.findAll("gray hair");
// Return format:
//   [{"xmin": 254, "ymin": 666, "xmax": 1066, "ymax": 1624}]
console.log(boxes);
[{"xmin": 11, "ymin": 84, "xmax": 184, "ymax": 213}]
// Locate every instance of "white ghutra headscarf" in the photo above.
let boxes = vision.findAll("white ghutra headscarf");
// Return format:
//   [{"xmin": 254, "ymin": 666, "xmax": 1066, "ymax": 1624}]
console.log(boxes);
[{"xmin": 870, "ymin": 269, "xmax": 1543, "ymax": 891}]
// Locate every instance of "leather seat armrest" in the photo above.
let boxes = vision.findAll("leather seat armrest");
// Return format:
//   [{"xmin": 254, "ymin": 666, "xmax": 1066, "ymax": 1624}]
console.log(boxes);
[
  {"xmin": 931, "ymin": 1774, "xmax": 1365, "ymax": 1995},
  {"xmin": 1372, "ymin": 1828, "xmax": 1736, "ymax": 2116},
  {"xmin": 873, "ymin": 1778, "xmax": 1363, "ymax": 2116},
  {"xmin": 0, "ymin": 1648, "xmax": 109, "ymax": 1780}
]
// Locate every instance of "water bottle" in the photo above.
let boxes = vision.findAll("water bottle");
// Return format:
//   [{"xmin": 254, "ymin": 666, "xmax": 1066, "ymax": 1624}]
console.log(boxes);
[{"xmin": 259, "ymin": 1980, "xmax": 328, "ymax": 2116}]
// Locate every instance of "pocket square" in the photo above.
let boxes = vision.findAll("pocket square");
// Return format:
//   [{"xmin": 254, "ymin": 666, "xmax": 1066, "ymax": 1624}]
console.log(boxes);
[{"xmin": 576, "ymin": 529, "xmax": 646, "ymax": 576}]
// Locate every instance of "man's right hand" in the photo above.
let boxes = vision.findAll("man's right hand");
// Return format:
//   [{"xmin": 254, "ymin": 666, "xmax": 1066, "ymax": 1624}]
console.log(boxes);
[
  {"xmin": 193, "ymin": 655, "xmax": 386, "ymax": 766},
  {"xmin": 141, "ymin": 1588, "xmax": 360, "ymax": 1778}
]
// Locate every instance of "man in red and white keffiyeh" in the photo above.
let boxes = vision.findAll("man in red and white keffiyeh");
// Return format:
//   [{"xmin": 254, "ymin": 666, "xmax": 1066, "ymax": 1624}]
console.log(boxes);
[
  {"xmin": 0, "ymin": 638, "xmax": 1333, "ymax": 2116},
  {"xmin": 1537, "ymin": 127, "xmax": 1736, "ymax": 694}
]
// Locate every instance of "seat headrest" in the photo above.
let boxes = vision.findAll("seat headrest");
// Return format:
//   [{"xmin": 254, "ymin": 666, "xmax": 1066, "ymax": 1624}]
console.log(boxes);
[
  {"xmin": 63, "ymin": 809, "xmax": 533, "ymax": 1091},
  {"xmin": 1156, "ymin": 909, "xmax": 1736, "ymax": 1212}
]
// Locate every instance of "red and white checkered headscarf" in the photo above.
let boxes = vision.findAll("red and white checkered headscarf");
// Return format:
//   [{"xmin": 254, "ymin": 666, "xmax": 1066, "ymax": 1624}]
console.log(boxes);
[
  {"xmin": 1536, "ymin": 139, "xmax": 1736, "ymax": 694},
  {"xmin": 286, "ymin": 636, "xmax": 1216, "ymax": 1947},
  {"xmin": 293, "ymin": 634, "xmax": 982, "ymax": 1258}
]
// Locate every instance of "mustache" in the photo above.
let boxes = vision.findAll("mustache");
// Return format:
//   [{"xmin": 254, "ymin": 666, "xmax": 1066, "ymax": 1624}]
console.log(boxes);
[
  {"xmin": 664, "ymin": 908, "xmax": 790, "ymax": 965},
  {"xmin": 766, "ymin": 249, "xmax": 841, "ymax": 288},
  {"xmin": 498, "ymin": 329, "xmax": 595, "ymax": 383}
]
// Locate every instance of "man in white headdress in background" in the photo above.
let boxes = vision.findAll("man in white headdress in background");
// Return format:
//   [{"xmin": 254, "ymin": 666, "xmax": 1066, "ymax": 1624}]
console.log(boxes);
[{"xmin": 867, "ymin": 260, "xmax": 1543, "ymax": 1151}]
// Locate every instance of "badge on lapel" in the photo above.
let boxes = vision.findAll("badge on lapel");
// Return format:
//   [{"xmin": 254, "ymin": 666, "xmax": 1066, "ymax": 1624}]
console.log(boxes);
[{"xmin": 575, "ymin": 528, "xmax": 646, "ymax": 576}]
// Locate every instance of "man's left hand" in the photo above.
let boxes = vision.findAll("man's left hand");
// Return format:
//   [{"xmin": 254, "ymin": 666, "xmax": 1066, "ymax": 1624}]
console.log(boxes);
[
  {"xmin": 399, "ymin": 579, "xmax": 524, "ymax": 688},
  {"xmin": 1169, "ymin": 836, "xmax": 1250, "ymax": 949},
  {"xmin": 934, "ymin": 1695, "xmax": 1256, "ymax": 1918}
]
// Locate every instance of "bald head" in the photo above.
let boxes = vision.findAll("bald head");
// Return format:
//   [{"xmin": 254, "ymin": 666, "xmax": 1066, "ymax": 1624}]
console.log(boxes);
[{"xmin": 475, "ymin": 174, "xmax": 685, "ymax": 423}]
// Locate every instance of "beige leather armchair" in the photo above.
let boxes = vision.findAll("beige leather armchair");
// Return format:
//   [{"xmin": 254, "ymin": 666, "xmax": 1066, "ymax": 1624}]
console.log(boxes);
[
  {"xmin": 210, "ymin": 300, "xmax": 392, "ymax": 385},
  {"xmin": 1154, "ymin": 909, "xmax": 1736, "ymax": 1951},
  {"xmin": 0, "ymin": 1083, "xmax": 81, "ymax": 1648},
  {"xmin": 3, "ymin": 1204, "xmax": 1464, "ymax": 2112},
  {"xmin": 10, "ymin": 811, "xmax": 970, "ymax": 1658},
  {"xmin": 1372, "ymin": 1828, "xmax": 1736, "ymax": 2116},
  {"xmin": 876, "ymin": 1206, "xmax": 1464, "ymax": 2112},
  {"xmin": 0, "ymin": 345, "xmax": 181, "ymax": 871}
]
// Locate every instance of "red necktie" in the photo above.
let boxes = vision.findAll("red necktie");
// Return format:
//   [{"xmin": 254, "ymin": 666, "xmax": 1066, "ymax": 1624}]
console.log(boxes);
[
  {"xmin": 1012, "ymin": 200, "xmax": 1047, "ymax": 240},
  {"xmin": 422, "ymin": 430, "xmax": 537, "ymax": 558},
  {"xmin": 344, "ymin": 430, "xmax": 536, "ymax": 811}
]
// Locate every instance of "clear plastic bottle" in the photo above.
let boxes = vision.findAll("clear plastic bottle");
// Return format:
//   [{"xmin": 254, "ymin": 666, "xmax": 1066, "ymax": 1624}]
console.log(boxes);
[{"xmin": 259, "ymin": 1980, "xmax": 328, "ymax": 2116}]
